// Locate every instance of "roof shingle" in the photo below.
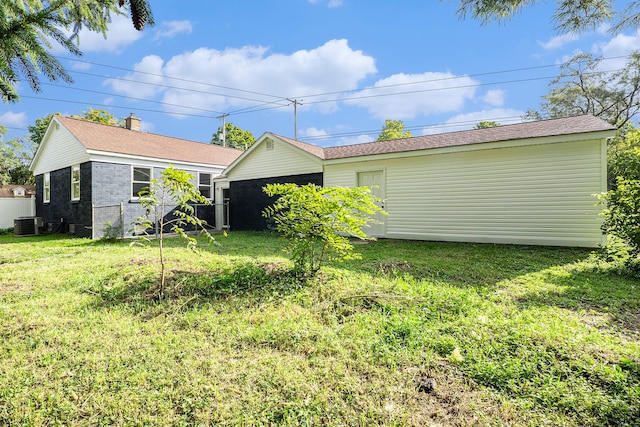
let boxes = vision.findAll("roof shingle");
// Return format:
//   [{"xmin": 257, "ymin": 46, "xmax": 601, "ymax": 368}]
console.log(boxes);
[
  {"xmin": 322, "ymin": 115, "xmax": 615, "ymax": 160},
  {"xmin": 56, "ymin": 115, "xmax": 242, "ymax": 166}
]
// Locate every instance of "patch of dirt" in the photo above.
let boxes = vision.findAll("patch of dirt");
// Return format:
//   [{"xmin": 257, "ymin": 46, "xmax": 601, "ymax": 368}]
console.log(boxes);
[
  {"xmin": 403, "ymin": 362, "xmax": 530, "ymax": 426},
  {"xmin": 376, "ymin": 261, "xmax": 412, "ymax": 274},
  {"xmin": 0, "ymin": 282, "xmax": 29, "ymax": 296}
]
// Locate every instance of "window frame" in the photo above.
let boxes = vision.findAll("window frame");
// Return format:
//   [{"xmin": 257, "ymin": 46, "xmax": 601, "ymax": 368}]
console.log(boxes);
[
  {"xmin": 71, "ymin": 164, "xmax": 80, "ymax": 201},
  {"xmin": 198, "ymin": 172, "xmax": 212, "ymax": 200},
  {"xmin": 43, "ymin": 173, "xmax": 50, "ymax": 203},
  {"xmin": 131, "ymin": 166, "xmax": 152, "ymax": 199}
]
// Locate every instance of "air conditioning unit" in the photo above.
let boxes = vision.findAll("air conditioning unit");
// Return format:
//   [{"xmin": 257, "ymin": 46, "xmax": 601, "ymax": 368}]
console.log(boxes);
[{"xmin": 14, "ymin": 217, "xmax": 42, "ymax": 236}]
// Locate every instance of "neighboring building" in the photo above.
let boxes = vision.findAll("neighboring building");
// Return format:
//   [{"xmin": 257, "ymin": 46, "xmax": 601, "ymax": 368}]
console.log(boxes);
[
  {"xmin": 0, "ymin": 185, "xmax": 36, "ymax": 198},
  {"xmin": 220, "ymin": 115, "xmax": 615, "ymax": 248},
  {"xmin": 30, "ymin": 114, "xmax": 242, "ymax": 238}
]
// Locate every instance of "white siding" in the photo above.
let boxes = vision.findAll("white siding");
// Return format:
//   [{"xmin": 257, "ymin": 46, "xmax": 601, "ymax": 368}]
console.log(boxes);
[
  {"xmin": 324, "ymin": 139, "xmax": 606, "ymax": 247},
  {"xmin": 31, "ymin": 120, "xmax": 89, "ymax": 175},
  {"xmin": 227, "ymin": 139, "xmax": 322, "ymax": 181}
]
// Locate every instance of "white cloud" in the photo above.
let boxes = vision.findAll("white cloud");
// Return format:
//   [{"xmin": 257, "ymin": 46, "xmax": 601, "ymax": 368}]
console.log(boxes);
[
  {"xmin": 336, "ymin": 134, "xmax": 374, "ymax": 146},
  {"xmin": 62, "ymin": 14, "xmax": 143, "ymax": 54},
  {"xmin": 345, "ymin": 72, "xmax": 479, "ymax": 120},
  {"xmin": 0, "ymin": 111, "xmax": 28, "ymax": 128},
  {"xmin": 421, "ymin": 108, "xmax": 525, "ymax": 135},
  {"xmin": 308, "ymin": 0, "xmax": 343, "ymax": 7},
  {"xmin": 108, "ymin": 39, "xmax": 376, "ymax": 117},
  {"xmin": 539, "ymin": 33, "xmax": 579, "ymax": 50},
  {"xmin": 104, "ymin": 55, "xmax": 167, "ymax": 99},
  {"xmin": 483, "ymin": 89, "xmax": 505, "ymax": 107},
  {"xmin": 299, "ymin": 127, "xmax": 329, "ymax": 138},
  {"xmin": 48, "ymin": 14, "xmax": 142, "ymax": 55},
  {"xmin": 153, "ymin": 20, "xmax": 193, "ymax": 41},
  {"xmin": 593, "ymin": 29, "xmax": 640, "ymax": 70}
]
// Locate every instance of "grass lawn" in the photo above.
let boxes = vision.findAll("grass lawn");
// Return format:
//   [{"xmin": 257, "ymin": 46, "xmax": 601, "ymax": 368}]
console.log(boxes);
[{"xmin": 0, "ymin": 232, "xmax": 639, "ymax": 426}]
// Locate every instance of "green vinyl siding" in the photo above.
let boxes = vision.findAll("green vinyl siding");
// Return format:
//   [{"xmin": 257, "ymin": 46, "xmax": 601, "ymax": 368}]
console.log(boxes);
[
  {"xmin": 227, "ymin": 139, "xmax": 322, "ymax": 181},
  {"xmin": 324, "ymin": 138, "xmax": 606, "ymax": 247}
]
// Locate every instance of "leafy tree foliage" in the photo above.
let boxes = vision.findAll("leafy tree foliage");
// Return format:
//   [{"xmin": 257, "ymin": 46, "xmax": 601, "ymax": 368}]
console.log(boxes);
[
  {"xmin": 376, "ymin": 119, "xmax": 412, "ymax": 142},
  {"xmin": 28, "ymin": 113, "xmax": 57, "ymax": 148},
  {"xmin": 525, "ymin": 51, "xmax": 640, "ymax": 127},
  {"xmin": 71, "ymin": 108, "xmax": 124, "ymax": 126},
  {"xmin": 474, "ymin": 120, "xmax": 500, "ymax": 129},
  {"xmin": 608, "ymin": 125, "xmax": 640, "ymax": 186},
  {"xmin": 600, "ymin": 178, "xmax": 640, "ymax": 266},
  {"xmin": 134, "ymin": 166, "xmax": 216, "ymax": 299},
  {"xmin": 211, "ymin": 123, "xmax": 256, "ymax": 150},
  {"xmin": 1, "ymin": 0, "xmax": 153, "ymax": 103},
  {"xmin": 263, "ymin": 183, "xmax": 386, "ymax": 277},
  {"xmin": 0, "ymin": 126, "xmax": 34, "ymax": 185},
  {"xmin": 451, "ymin": 0, "xmax": 640, "ymax": 33},
  {"xmin": 599, "ymin": 125, "xmax": 640, "ymax": 269}
]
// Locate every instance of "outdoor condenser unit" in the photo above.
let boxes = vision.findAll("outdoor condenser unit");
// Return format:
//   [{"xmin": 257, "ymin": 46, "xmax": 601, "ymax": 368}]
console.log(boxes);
[{"xmin": 14, "ymin": 216, "xmax": 43, "ymax": 236}]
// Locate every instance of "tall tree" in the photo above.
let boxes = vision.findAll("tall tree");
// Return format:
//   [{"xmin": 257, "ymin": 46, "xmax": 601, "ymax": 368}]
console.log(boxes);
[
  {"xmin": 211, "ymin": 123, "xmax": 256, "ymax": 150},
  {"xmin": 27, "ymin": 113, "xmax": 57, "ymax": 149},
  {"xmin": 376, "ymin": 119, "xmax": 412, "ymax": 142},
  {"xmin": 525, "ymin": 51, "xmax": 640, "ymax": 127},
  {"xmin": 451, "ymin": 0, "xmax": 640, "ymax": 33},
  {"xmin": 0, "ymin": 126, "xmax": 34, "ymax": 185},
  {"xmin": 0, "ymin": 0, "xmax": 153, "ymax": 103}
]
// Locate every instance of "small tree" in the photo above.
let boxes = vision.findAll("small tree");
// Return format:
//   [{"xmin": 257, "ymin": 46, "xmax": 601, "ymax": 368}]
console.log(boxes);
[
  {"xmin": 134, "ymin": 166, "xmax": 216, "ymax": 299},
  {"xmin": 263, "ymin": 183, "xmax": 386, "ymax": 277}
]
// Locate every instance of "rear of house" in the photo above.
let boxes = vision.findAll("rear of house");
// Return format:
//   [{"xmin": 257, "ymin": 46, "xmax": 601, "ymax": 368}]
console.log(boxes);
[
  {"xmin": 222, "ymin": 115, "xmax": 614, "ymax": 248},
  {"xmin": 30, "ymin": 115, "xmax": 242, "ymax": 238}
]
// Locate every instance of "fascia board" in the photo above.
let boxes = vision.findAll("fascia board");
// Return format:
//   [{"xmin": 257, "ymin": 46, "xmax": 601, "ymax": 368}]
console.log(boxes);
[{"xmin": 86, "ymin": 150, "xmax": 228, "ymax": 171}]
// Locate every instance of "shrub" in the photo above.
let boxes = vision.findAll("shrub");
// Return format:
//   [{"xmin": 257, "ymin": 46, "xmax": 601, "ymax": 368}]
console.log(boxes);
[
  {"xmin": 600, "ymin": 178, "xmax": 640, "ymax": 270},
  {"xmin": 263, "ymin": 183, "xmax": 386, "ymax": 277}
]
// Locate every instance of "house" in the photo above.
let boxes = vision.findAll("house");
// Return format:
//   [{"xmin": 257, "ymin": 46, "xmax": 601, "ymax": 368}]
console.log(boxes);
[
  {"xmin": 220, "ymin": 115, "xmax": 616, "ymax": 248},
  {"xmin": 0, "ymin": 185, "xmax": 36, "ymax": 198},
  {"xmin": 30, "ymin": 114, "xmax": 242, "ymax": 238}
]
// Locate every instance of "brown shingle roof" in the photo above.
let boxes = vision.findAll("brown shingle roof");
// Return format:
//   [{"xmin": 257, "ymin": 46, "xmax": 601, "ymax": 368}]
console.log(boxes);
[
  {"xmin": 321, "ymin": 115, "xmax": 615, "ymax": 160},
  {"xmin": 269, "ymin": 133, "xmax": 326, "ymax": 159},
  {"xmin": 56, "ymin": 115, "xmax": 242, "ymax": 166}
]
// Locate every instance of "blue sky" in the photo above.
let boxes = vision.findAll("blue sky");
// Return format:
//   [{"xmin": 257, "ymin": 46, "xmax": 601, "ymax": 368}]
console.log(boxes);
[{"xmin": 2, "ymin": 0, "xmax": 639, "ymax": 147}]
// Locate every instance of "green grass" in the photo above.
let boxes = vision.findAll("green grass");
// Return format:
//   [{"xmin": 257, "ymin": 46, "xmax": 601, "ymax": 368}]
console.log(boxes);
[{"xmin": 1, "ymin": 232, "xmax": 639, "ymax": 426}]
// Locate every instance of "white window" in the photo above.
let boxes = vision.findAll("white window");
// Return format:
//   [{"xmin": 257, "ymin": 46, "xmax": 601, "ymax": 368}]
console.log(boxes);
[
  {"xmin": 71, "ymin": 165, "xmax": 80, "ymax": 201},
  {"xmin": 132, "ymin": 166, "xmax": 152, "ymax": 198},
  {"xmin": 43, "ymin": 173, "xmax": 50, "ymax": 203},
  {"xmin": 199, "ymin": 173, "xmax": 212, "ymax": 199}
]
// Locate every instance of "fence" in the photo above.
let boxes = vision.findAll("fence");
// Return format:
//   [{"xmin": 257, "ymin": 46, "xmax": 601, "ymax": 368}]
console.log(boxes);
[
  {"xmin": 92, "ymin": 203, "xmax": 125, "ymax": 239},
  {"xmin": 91, "ymin": 202, "xmax": 228, "ymax": 239},
  {"xmin": 0, "ymin": 197, "xmax": 36, "ymax": 229}
]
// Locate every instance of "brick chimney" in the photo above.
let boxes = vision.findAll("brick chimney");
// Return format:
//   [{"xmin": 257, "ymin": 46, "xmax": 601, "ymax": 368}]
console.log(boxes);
[{"xmin": 125, "ymin": 113, "xmax": 141, "ymax": 131}]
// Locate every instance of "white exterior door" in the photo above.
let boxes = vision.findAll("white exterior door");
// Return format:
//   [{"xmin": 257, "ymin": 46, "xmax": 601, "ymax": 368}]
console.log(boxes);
[{"xmin": 358, "ymin": 170, "xmax": 386, "ymax": 237}]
